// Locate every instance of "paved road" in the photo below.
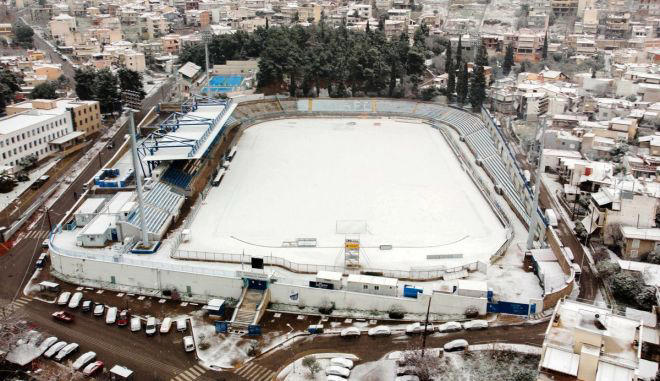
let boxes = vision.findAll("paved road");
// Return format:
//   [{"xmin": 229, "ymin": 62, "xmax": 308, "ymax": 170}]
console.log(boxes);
[
  {"xmin": 250, "ymin": 322, "xmax": 548, "ymax": 379},
  {"xmin": 539, "ymin": 185, "xmax": 597, "ymax": 301},
  {"xmin": 31, "ymin": 29, "xmax": 76, "ymax": 78}
]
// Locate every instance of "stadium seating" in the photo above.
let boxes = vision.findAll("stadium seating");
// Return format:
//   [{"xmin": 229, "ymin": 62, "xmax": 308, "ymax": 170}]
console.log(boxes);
[
  {"xmin": 128, "ymin": 204, "xmax": 170, "ymax": 234},
  {"xmin": 162, "ymin": 163, "xmax": 194, "ymax": 189},
  {"xmin": 482, "ymin": 156, "xmax": 526, "ymax": 215},
  {"xmin": 465, "ymin": 129, "xmax": 498, "ymax": 159},
  {"xmin": 144, "ymin": 182, "xmax": 185, "ymax": 215},
  {"xmin": 375, "ymin": 100, "xmax": 416, "ymax": 114}
]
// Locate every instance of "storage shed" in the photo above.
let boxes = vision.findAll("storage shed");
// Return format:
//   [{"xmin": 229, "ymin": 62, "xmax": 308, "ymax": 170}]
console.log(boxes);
[
  {"xmin": 312, "ymin": 271, "xmax": 343, "ymax": 290},
  {"xmin": 74, "ymin": 197, "xmax": 106, "ymax": 227},
  {"xmin": 456, "ymin": 280, "xmax": 488, "ymax": 298},
  {"xmin": 346, "ymin": 274, "xmax": 398, "ymax": 297}
]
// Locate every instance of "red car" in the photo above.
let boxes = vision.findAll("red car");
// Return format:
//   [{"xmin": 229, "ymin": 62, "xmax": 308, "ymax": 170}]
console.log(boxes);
[
  {"xmin": 52, "ymin": 311, "xmax": 74, "ymax": 323},
  {"xmin": 82, "ymin": 360, "xmax": 104, "ymax": 377},
  {"xmin": 117, "ymin": 310, "xmax": 130, "ymax": 327}
]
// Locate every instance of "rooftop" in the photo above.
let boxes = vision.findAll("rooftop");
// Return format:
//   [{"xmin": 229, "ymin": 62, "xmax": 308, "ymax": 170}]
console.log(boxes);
[{"xmin": 0, "ymin": 111, "xmax": 62, "ymax": 135}]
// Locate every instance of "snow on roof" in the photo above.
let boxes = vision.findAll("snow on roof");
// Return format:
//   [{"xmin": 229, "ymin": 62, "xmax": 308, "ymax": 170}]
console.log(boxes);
[
  {"xmin": 105, "ymin": 192, "xmax": 134, "ymax": 213},
  {"xmin": 49, "ymin": 131, "xmax": 84, "ymax": 145},
  {"xmin": 620, "ymin": 226, "xmax": 660, "ymax": 241},
  {"xmin": 592, "ymin": 190, "xmax": 613, "ymax": 206},
  {"xmin": 317, "ymin": 271, "xmax": 343, "ymax": 281},
  {"xmin": 178, "ymin": 61, "xmax": 201, "ymax": 78},
  {"xmin": 5, "ymin": 343, "xmax": 41, "ymax": 366},
  {"xmin": 80, "ymin": 214, "xmax": 115, "ymax": 236},
  {"xmin": 541, "ymin": 347, "xmax": 579, "ymax": 376},
  {"xmin": 625, "ymin": 307, "xmax": 657, "ymax": 328},
  {"xmin": 595, "ymin": 361, "xmax": 635, "ymax": 381},
  {"xmin": 457, "ymin": 279, "xmax": 487, "ymax": 292},
  {"xmin": 347, "ymin": 274, "xmax": 398, "ymax": 287},
  {"xmin": 110, "ymin": 365, "xmax": 133, "ymax": 377},
  {"xmin": 77, "ymin": 197, "xmax": 106, "ymax": 214},
  {"xmin": 543, "ymin": 149, "xmax": 582, "ymax": 159}
]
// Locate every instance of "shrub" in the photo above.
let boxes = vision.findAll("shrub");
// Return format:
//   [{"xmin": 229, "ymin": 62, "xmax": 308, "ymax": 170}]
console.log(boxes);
[
  {"xmin": 302, "ymin": 356, "xmax": 321, "ymax": 376},
  {"xmin": 318, "ymin": 301, "xmax": 335, "ymax": 315},
  {"xmin": 596, "ymin": 260, "xmax": 620, "ymax": 279},
  {"xmin": 610, "ymin": 272, "xmax": 642, "ymax": 301},
  {"xmin": 465, "ymin": 305, "xmax": 479, "ymax": 318},
  {"xmin": 512, "ymin": 368, "xmax": 537, "ymax": 381},
  {"xmin": 389, "ymin": 305, "xmax": 405, "ymax": 319},
  {"xmin": 636, "ymin": 286, "xmax": 657, "ymax": 312},
  {"xmin": 198, "ymin": 341, "xmax": 210, "ymax": 350}
]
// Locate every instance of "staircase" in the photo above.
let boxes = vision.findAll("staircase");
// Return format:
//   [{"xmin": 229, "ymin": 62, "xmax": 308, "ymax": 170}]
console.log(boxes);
[{"xmin": 231, "ymin": 288, "xmax": 266, "ymax": 329}]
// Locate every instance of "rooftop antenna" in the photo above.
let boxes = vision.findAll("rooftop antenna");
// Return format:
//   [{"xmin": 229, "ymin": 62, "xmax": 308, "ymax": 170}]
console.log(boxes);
[
  {"xmin": 122, "ymin": 90, "xmax": 149, "ymax": 248},
  {"xmin": 527, "ymin": 116, "xmax": 546, "ymax": 249}
]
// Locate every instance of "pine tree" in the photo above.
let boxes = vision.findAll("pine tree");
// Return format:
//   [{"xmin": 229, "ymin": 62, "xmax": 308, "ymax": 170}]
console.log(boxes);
[
  {"xmin": 475, "ymin": 43, "xmax": 488, "ymax": 67},
  {"xmin": 470, "ymin": 63, "xmax": 486, "ymax": 111},
  {"xmin": 366, "ymin": 20, "xmax": 370, "ymax": 33},
  {"xmin": 455, "ymin": 35, "xmax": 463, "ymax": 69},
  {"xmin": 542, "ymin": 30, "xmax": 548, "ymax": 60},
  {"xmin": 445, "ymin": 41, "xmax": 455, "ymax": 97},
  {"xmin": 503, "ymin": 44, "xmax": 514, "ymax": 76},
  {"xmin": 456, "ymin": 61, "xmax": 468, "ymax": 104}
]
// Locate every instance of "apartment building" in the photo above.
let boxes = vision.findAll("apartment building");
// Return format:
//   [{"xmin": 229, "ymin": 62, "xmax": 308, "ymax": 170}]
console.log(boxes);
[
  {"xmin": 124, "ymin": 50, "xmax": 146, "ymax": 72},
  {"xmin": 512, "ymin": 31, "xmax": 544, "ymax": 62},
  {"xmin": 606, "ymin": 13, "xmax": 631, "ymax": 39},
  {"xmin": 49, "ymin": 14, "xmax": 78, "ymax": 46},
  {"xmin": 162, "ymin": 34, "xmax": 181, "ymax": 53},
  {"xmin": 550, "ymin": 0, "xmax": 579, "ymax": 16},
  {"xmin": 0, "ymin": 109, "xmax": 72, "ymax": 169},
  {"xmin": 538, "ymin": 299, "xmax": 658, "ymax": 381},
  {"xmin": 6, "ymin": 98, "xmax": 102, "ymax": 137}
]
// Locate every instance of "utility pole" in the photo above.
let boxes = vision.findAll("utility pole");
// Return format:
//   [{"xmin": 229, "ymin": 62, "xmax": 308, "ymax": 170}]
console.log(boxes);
[
  {"xmin": 421, "ymin": 294, "xmax": 432, "ymax": 357},
  {"xmin": 526, "ymin": 117, "xmax": 546, "ymax": 249},
  {"xmin": 45, "ymin": 207, "xmax": 52, "ymax": 232}
]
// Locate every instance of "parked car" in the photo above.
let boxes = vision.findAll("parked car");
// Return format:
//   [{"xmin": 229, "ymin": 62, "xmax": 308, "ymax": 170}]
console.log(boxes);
[
  {"xmin": 35, "ymin": 253, "xmax": 47, "ymax": 268},
  {"xmin": 68, "ymin": 292, "xmax": 83, "ymax": 309},
  {"xmin": 176, "ymin": 318, "xmax": 187, "ymax": 332},
  {"xmin": 395, "ymin": 375, "xmax": 420, "ymax": 381},
  {"xmin": 72, "ymin": 351, "xmax": 96, "ymax": 371},
  {"xmin": 367, "ymin": 325, "xmax": 391, "ymax": 337},
  {"xmin": 93, "ymin": 303, "xmax": 105, "ymax": 317},
  {"xmin": 443, "ymin": 339, "xmax": 469, "ymax": 352},
  {"xmin": 54, "ymin": 342, "xmax": 79, "ymax": 361},
  {"xmin": 83, "ymin": 360, "xmax": 104, "ymax": 377},
  {"xmin": 462, "ymin": 320, "xmax": 488, "ymax": 331},
  {"xmin": 325, "ymin": 365, "xmax": 350, "ymax": 378},
  {"xmin": 52, "ymin": 311, "xmax": 74, "ymax": 323},
  {"xmin": 160, "ymin": 317, "xmax": 172, "ymax": 334},
  {"xmin": 57, "ymin": 292, "xmax": 71, "ymax": 306},
  {"xmin": 145, "ymin": 317, "xmax": 157, "ymax": 336},
  {"xmin": 117, "ymin": 310, "xmax": 130, "ymax": 327},
  {"xmin": 41, "ymin": 239, "xmax": 49, "ymax": 249},
  {"xmin": 81, "ymin": 300, "xmax": 92, "ymax": 312},
  {"xmin": 44, "ymin": 341, "xmax": 68, "ymax": 358},
  {"xmin": 105, "ymin": 307, "xmax": 118, "ymax": 324},
  {"xmin": 330, "ymin": 357, "xmax": 354, "ymax": 369},
  {"xmin": 183, "ymin": 336, "xmax": 195, "ymax": 352},
  {"xmin": 405, "ymin": 322, "xmax": 434, "ymax": 334},
  {"xmin": 437, "ymin": 321, "xmax": 463, "ymax": 333},
  {"xmin": 37, "ymin": 336, "xmax": 58, "ymax": 356},
  {"xmin": 130, "ymin": 317, "xmax": 141, "ymax": 332},
  {"xmin": 340, "ymin": 327, "xmax": 361, "ymax": 337},
  {"xmin": 327, "ymin": 376, "xmax": 347, "ymax": 381}
]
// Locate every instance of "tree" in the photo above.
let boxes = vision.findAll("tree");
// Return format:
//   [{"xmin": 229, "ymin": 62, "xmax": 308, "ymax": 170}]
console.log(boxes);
[
  {"xmin": 503, "ymin": 44, "xmax": 514, "ymax": 76},
  {"xmin": 117, "ymin": 67, "xmax": 146, "ymax": 99},
  {"xmin": 0, "ymin": 69, "xmax": 21, "ymax": 114},
  {"xmin": 542, "ymin": 30, "xmax": 548, "ymax": 60},
  {"xmin": 455, "ymin": 35, "xmax": 462, "ymax": 69},
  {"xmin": 29, "ymin": 81, "xmax": 58, "ymax": 99},
  {"xmin": 445, "ymin": 41, "xmax": 455, "ymax": 97},
  {"xmin": 12, "ymin": 24, "xmax": 34, "ymax": 48},
  {"xmin": 93, "ymin": 68, "xmax": 120, "ymax": 114},
  {"xmin": 470, "ymin": 43, "xmax": 488, "ymax": 110},
  {"xmin": 610, "ymin": 272, "xmax": 641, "ymax": 301},
  {"xmin": 301, "ymin": 356, "xmax": 321, "ymax": 376},
  {"xmin": 636, "ymin": 286, "xmax": 657, "ymax": 311},
  {"xmin": 596, "ymin": 260, "xmax": 620, "ymax": 279},
  {"xmin": 456, "ymin": 61, "xmax": 468, "ymax": 104},
  {"xmin": 74, "ymin": 67, "xmax": 97, "ymax": 100}
]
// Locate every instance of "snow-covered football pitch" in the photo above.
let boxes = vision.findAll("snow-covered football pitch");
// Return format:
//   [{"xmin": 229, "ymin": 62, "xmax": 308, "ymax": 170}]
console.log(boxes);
[{"xmin": 179, "ymin": 117, "xmax": 507, "ymax": 271}]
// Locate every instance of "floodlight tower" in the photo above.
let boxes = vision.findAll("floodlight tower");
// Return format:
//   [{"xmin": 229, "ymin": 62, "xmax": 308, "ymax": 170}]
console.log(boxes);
[
  {"xmin": 122, "ymin": 90, "xmax": 149, "ymax": 248},
  {"xmin": 202, "ymin": 31, "xmax": 212, "ymax": 90},
  {"xmin": 526, "ymin": 117, "xmax": 546, "ymax": 250}
]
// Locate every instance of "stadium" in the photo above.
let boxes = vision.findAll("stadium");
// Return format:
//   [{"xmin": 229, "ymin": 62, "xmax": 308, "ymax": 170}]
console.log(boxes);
[{"xmin": 48, "ymin": 97, "xmax": 558, "ymax": 323}]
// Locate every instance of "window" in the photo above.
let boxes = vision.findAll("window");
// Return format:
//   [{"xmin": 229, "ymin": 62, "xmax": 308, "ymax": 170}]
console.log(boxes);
[
  {"xmin": 632, "ymin": 239, "xmax": 640, "ymax": 249},
  {"xmin": 374, "ymin": 285, "xmax": 380, "ymax": 291},
  {"xmin": 363, "ymin": 284, "xmax": 368, "ymax": 290}
]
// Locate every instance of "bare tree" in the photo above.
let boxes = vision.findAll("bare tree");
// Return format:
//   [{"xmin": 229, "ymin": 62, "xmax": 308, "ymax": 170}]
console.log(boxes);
[
  {"xmin": 400, "ymin": 344, "xmax": 445, "ymax": 381},
  {"xmin": 0, "ymin": 304, "xmax": 29, "ymax": 356}
]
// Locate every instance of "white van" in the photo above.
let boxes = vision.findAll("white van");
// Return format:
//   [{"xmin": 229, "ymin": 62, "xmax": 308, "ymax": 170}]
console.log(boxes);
[
  {"xmin": 57, "ymin": 292, "xmax": 71, "ymax": 306},
  {"xmin": 145, "ymin": 317, "xmax": 156, "ymax": 336},
  {"xmin": 68, "ymin": 292, "xmax": 83, "ymax": 309},
  {"xmin": 176, "ymin": 318, "xmax": 187, "ymax": 332},
  {"xmin": 160, "ymin": 317, "xmax": 172, "ymax": 334},
  {"xmin": 105, "ymin": 307, "xmax": 118, "ymax": 324},
  {"xmin": 183, "ymin": 336, "xmax": 195, "ymax": 352}
]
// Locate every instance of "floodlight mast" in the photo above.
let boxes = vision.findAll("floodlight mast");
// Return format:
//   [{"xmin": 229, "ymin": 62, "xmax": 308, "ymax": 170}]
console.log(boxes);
[
  {"xmin": 526, "ymin": 117, "xmax": 546, "ymax": 250},
  {"xmin": 123, "ymin": 91, "xmax": 150, "ymax": 247}
]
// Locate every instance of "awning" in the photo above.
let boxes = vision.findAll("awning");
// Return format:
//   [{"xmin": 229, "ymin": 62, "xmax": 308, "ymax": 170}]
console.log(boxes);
[
  {"xmin": 49, "ymin": 131, "xmax": 85, "ymax": 145},
  {"xmin": 541, "ymin": 347, "xmax": 579, "ymax": 376}
]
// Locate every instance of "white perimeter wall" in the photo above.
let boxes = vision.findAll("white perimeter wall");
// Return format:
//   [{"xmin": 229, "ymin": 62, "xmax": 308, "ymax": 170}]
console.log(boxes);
[{"xmin": 50, "ymin": 250, "xmax": 485, "ymax": 315}]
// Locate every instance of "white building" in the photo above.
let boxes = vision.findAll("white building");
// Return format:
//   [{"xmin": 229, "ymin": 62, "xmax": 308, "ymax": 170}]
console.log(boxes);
[{"xmin": 0, "ymin": 110, "xmax": 72, "ymax": 170}]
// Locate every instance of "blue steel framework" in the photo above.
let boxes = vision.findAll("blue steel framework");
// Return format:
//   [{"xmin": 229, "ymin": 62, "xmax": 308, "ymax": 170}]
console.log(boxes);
[{"xmin": 137, "ymin": 96, "xmax": 231, "ymax": 176}]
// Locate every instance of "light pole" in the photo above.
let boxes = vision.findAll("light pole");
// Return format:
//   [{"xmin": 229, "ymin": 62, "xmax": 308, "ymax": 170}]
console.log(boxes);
[{"xmin": 526, "ymin": 117, "xmax": 546, "ymax": 249}]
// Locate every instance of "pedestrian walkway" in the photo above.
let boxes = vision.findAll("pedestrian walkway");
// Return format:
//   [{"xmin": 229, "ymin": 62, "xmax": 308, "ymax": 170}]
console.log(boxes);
[
  {"xmin": 6, "ymin": 296, "xmax": 32, "ymax": 312},
  {"xmin": 24, "ymin": 230, "xmax": 49, "ymax": 240},
  {"xmin": 234, "ymin": 362, "xmax": 276, "ymax": 381},
  {"xmin": 170, "ymin": 364, "xmax": 206, "ymax": 381}
]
